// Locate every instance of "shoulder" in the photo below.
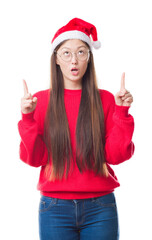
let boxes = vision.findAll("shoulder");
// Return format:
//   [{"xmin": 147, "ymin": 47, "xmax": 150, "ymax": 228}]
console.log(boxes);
[
  {"xmin": 33, "ymin": 89, "xmax": 50, "ymax": 105},
  {"xmin": 98, "ymin": 89, "xmax": 115, "ymax": 104},
  {"xmin": 98, "ymin": 89, "xmax": 115, "ymax": 117},
  {"xmin": 32, "ymin": 89, "xmax": 50, "ymax": 118},
  {"xmin": 33, "ymin": 89, "xmax": 50, "ymax": 99}
]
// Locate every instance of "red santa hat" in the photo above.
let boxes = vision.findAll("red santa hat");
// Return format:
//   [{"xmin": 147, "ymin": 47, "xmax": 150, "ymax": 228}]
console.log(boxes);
[{"xmin": 51, "ymin": 18, "xmax": 101, "ymax": 52}]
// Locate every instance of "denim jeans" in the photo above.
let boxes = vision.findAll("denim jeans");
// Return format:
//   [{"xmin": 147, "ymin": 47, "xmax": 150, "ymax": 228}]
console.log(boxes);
[{"xmin": 39, "ymin": 192, "xmax": 119, "ymax": 240}]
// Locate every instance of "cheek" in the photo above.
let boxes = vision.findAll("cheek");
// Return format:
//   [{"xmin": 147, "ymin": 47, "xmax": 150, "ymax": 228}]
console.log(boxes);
[{"xmin": 59, "ymin": 63, "xmax": 69, "ymax": 75}]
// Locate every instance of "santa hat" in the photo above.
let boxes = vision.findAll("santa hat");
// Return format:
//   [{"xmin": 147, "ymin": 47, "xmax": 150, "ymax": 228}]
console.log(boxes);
[{"xmin": 51, "ymin": 18, "xmax": 101, "ymax": 52}]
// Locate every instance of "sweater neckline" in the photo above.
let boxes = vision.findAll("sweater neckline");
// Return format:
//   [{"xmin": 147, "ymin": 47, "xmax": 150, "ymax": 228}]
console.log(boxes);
[{"xmin": 64, "ymin": 88, "xmax": 82, "ymax": 96}]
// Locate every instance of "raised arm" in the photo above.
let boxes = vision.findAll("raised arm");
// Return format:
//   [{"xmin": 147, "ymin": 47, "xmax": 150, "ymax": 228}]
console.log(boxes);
[
  {"xmin": 104, "ymin": 73, "xmax": 135, "ymax": 165},
  {"xmin": 18, "ymin": 80, "xmax": 48, "ymax": 167}
]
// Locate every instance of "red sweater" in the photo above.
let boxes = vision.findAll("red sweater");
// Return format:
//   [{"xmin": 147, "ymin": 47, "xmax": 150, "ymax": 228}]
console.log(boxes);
[{"xmin": 18, "ymin": 88, "xmax": 135, "ymax": 199}]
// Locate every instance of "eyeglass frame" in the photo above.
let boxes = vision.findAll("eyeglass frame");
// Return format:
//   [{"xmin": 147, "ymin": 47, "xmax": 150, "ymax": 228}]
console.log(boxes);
[{"xmin": 54, "ymin": 49, "xmax": 90, "ymax": 62}]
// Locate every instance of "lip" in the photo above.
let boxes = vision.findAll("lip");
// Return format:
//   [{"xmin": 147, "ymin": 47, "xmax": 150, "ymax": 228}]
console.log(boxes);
[{"xmin": 71, "ymin": 68, "xmax": 79, "ymax": 76}]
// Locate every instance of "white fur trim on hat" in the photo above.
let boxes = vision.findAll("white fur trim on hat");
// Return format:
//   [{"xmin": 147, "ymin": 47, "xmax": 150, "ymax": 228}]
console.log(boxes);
[{"xmin": 51, "ymin": 30, "xmax": 93, "ymax": 52}]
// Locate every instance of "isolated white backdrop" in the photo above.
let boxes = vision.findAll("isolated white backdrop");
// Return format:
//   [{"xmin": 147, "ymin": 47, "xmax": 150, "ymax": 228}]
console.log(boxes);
[{"xmin": 0, "ymin": 0, "xmax": 152, "ymax": 239}]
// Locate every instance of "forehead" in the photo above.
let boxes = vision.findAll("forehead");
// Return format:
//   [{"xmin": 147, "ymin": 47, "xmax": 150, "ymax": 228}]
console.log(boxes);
[{"xmin": 59, "ymin": 39, "xmax": 88, "ymax": 51}]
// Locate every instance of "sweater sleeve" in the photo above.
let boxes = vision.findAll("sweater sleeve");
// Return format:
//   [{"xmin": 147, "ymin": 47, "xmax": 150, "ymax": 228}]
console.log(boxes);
[
  {"xmin": 103, "ymin": 91, "xmax": 135, "ymax": 165},
  {"xmin": 17, "ymin": 92, "xmax": 48, "ymax": 167}
]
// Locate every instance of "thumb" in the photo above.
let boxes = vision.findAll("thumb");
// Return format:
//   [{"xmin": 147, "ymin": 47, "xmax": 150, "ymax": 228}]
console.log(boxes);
[{"xmin": 32, "ymin": 96, "xmax": 37, "ymax": 103}]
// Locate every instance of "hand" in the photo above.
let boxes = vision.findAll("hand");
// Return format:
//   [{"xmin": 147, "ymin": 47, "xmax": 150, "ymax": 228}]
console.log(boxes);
[
  {"xmin": 21, "ymin": 79, "xmax": 37, "ymax": 114},
  {"xmin": 115, "ymin": 72, "xmax": 133, "ymax": 107}
]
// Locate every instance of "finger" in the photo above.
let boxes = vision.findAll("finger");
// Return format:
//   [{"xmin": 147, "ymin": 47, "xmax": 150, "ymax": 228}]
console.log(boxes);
[
  {"xmin": 116, "ymin": 89, "xmax": 127, "ymax": 97},
  {"xmin": 124, "ymin": 96, "xmax": 133, "ymax": 103},
  {"xmin": 120, "ymin": 72, "xmax": 125, "ymax": 91},
  {"xmin": 23, "ymin": 79, "xmax": 29, "ymax": 96},
  {"xmin": 21, "ymin": 93, "xmax": 32, "ymax": 100},
  {"xmin": 22, "ymin": 98, "xmax": 37, "ymax": 107},
  {"xmin": 121, "ymin": 92, "xmax": 131, "ymax": 100},
  {"xmin": 23, "ymin": 103, "xmax": 33, "ymax": 109},
  {"xmin": 22, "ymin": 99, "xmax": 33, "ymax": 104}
]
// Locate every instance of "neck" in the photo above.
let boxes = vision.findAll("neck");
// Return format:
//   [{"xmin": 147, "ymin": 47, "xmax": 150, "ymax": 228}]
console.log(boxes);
[
  {"xmin": 64, "ymin": 79, "xmax": 82, "ymax": 90},
  {"xmin": 64, "ymin": 87, "xmax": 82, "ymax": 90}
]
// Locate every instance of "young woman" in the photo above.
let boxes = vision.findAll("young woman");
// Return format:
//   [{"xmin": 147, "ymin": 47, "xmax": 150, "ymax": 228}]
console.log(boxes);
[{"xmin": 18, "ymin": 18, "xmax": 134, "ymax": 240}]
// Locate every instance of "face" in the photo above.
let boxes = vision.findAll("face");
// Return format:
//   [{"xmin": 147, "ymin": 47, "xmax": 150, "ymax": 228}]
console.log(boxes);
[{"xmin": 56, "ymin": 39, "xmax": 90, "ymax": 89}]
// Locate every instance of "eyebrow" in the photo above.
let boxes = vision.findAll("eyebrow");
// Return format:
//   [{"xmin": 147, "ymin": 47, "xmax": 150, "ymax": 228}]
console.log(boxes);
[{"xmin": 60, "ymin": 45, "xmax": 88, "ymax": 51}]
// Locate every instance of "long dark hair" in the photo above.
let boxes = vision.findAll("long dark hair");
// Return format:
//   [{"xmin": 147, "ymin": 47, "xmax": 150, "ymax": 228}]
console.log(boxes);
[{"xmin": 44, "ymin": 41, "xmax": 108, "ymax": 181}]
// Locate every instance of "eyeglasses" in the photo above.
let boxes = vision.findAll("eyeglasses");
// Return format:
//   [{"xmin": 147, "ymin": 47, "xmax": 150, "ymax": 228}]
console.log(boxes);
[{"xmin": 55, "ymin": 48, "xmax": 90, "ymax": 62}]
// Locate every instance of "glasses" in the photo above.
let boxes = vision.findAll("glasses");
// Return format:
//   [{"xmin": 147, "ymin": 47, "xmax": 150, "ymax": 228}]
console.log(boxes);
[{"xmin": 55, "ymin": 48, "xmax": 90, "ymax": 62}]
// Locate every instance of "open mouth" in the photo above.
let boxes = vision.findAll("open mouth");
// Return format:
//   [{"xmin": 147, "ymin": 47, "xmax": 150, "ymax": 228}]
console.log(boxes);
[
  {"xmin": 71, "ymin": 68, "xmax": 79, "ymax": 76},
  {"xmin": 71, "ymin": 68, "xmax": 78, "ymax": 72}
]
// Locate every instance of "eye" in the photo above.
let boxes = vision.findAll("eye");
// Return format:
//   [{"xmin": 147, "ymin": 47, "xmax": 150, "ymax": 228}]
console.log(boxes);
[
  {"xmin": 78, "ymin": 50, "xmax": 85, "ymax": 55},
  {"xmin": 63, "ymin": 51, "xmax": 70, "ymax": 56}
]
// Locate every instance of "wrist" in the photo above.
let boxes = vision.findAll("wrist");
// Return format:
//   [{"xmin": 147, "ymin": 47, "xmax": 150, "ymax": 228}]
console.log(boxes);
[
  {"xmin": 21, "ymin": 111, "xmax": 35, "ymax": 121},
  {"xmin": 114, "ymin": 104, "xmax": 130, "ymax": 118}
]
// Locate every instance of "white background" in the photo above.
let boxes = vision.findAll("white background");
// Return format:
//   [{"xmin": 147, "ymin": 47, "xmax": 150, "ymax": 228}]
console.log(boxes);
[{"xmin": 0, "ymin": 0, "xmax": 152, "ymax": 239}]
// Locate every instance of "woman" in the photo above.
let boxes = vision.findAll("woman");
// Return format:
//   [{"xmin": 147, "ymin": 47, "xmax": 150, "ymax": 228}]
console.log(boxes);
[{"xmin": 18, "ymin": 18, "xmax": 134, "ymax": 240}]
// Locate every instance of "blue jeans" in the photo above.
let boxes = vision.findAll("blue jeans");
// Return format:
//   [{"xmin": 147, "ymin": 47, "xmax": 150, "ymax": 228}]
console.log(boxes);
[{"xmin": 39, "ymin": 192, "xmax": 119, "ymax": 240}]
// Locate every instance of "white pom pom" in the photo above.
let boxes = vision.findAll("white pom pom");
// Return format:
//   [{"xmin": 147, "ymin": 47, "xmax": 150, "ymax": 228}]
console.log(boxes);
[{"xmin": 92, "ymin": 40, "xmax": 101, "ymax": 49}]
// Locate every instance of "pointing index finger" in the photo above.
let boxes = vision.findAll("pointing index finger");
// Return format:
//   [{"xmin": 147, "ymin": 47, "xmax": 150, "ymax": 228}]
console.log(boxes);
[
  {"xmin": 23, "ymin": 79, "xmax": 29, "ymax": 96},
  {"xmin": 120, "ymin": 72, "xmax": 125, "ymax": 91}
]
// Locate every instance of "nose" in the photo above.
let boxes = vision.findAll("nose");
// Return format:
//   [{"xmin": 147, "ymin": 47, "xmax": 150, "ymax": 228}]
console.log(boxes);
[{"xmin": 71, "ymin": 53, "xmax": 78, "ymax": 64}]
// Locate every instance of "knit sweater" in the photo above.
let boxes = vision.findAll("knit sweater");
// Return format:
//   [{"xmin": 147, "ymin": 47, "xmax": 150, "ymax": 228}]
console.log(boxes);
[{"xmin": 18, "ymin": 88, "xmax": 135, "ymax": 199}]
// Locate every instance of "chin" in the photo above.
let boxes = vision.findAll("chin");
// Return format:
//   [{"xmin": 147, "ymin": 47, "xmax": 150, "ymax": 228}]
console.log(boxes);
[{"xmin": 68, "ymin": 76, "xmax": 82, "ymax": 82}]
